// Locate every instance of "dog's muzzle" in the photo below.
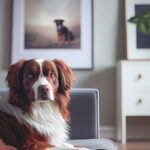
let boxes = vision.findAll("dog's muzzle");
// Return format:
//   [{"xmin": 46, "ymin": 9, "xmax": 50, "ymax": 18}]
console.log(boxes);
[{"xmin": 38, "ymin": 85, "xmax": 52, "ymax": 101}]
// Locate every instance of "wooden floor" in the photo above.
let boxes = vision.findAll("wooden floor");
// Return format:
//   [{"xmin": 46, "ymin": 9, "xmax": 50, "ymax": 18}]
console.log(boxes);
[{"xmin": 117, "ymin": 141, "xmax": 150, "ymax": 150}]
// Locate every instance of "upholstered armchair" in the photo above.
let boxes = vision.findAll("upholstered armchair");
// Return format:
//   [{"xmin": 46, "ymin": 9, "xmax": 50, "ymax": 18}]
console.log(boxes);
[{"xmin": 68, "ymin": 88, "xmax": 118, "ymax": 150}]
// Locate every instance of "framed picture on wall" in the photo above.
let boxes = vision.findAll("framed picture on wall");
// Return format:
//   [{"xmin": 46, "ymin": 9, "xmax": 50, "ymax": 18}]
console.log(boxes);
[
  {"xmin": 11, "ymin": 0, "xmax": 93, "ymax": 69},
  {"xmin": 125, "ymin": 0, "xmax": 150, "ymax": 59}
]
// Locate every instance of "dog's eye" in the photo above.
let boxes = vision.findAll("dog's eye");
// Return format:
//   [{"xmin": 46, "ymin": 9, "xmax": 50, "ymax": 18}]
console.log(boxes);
[
  {"xmin": 27, "ymin": 73, "xmax": 34, "ymax": 79},
  {"xmin": 49, "ymin": 72, "xmax": 55, "ymax": 79}
]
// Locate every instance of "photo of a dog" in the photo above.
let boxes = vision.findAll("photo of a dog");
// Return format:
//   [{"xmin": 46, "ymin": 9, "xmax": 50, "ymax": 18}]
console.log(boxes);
[
  {"xmin": 24, "ymin": 0, "xmax": 81, "ymax": 49},
  {"xmin": 54, "ymin": 19, "xmax": 74, "ymax": 46}
]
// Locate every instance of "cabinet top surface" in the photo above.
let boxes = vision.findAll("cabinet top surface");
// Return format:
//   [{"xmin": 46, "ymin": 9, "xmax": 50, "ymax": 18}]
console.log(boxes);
[{"xmin": 117, "ymin": 60, "xmax": 150, "ymax": 65}]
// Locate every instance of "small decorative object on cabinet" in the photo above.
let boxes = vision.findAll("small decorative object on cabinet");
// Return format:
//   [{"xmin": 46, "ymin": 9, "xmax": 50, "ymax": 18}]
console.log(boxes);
[{"xmin": 116, "ymin": 60, "xmax": 150, "ymax": 143}]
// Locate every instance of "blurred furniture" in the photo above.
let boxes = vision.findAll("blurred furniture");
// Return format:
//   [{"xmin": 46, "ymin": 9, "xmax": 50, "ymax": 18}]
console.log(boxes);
[
  {"xmin": 69, "ymin": 88, "xmax": 118, "ymax": 150},
  {"xmin": 117, "ymin": 61, "xmax": 150, "ymax": 143}
]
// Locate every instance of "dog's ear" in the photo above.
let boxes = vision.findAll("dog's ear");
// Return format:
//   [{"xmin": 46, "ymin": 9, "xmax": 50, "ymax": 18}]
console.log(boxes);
[
  {"xmin": 6, "ymin": 59, "xmax": 25, "ymax": 90},
  {"xmin": 53, "ymin": 59, "xmax": 74, "ymax": 92},
  {"xmin": 53, "ymin": 59, "xmax": 74, "ymax": 121},
  {"xmin": 6, "ymin": 59, "xmax": 32, "ymax": 112}
]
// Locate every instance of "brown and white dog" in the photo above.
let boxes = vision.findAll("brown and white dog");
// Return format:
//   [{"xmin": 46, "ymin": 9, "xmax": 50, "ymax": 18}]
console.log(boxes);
[{"xmin": 0, "ymin": 59, "xmax": 88, "ymax": 150}]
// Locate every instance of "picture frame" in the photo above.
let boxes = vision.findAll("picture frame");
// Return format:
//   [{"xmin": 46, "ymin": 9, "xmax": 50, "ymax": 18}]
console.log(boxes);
[
  {"xmin": 11, "ymin": 0, "xmax": 93, "ymax": 69},
  {"xmin": 125, "ymin": 0, "xmax": 150, "ymax": 59}
]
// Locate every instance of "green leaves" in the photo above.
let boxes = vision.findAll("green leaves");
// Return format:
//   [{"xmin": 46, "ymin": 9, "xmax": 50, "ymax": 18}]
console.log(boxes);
[{"xmin": 128, "ymin": 11, "xmax": 150, "ymax": 34}]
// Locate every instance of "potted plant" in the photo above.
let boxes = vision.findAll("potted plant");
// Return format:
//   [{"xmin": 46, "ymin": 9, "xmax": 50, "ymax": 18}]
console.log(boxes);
[{"xmin": 128, "ymin": 11, "xmax": 150, "ymax": 34}]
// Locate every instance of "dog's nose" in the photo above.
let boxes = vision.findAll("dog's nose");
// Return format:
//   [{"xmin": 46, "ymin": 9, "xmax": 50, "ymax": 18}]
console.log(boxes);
[
  {"xmin": 38, "ymin": 85, "xmax": 51, "ymax": 100},
  {"xmin": 39, "ymin": 85, "xmax": 50, "ymax": 94}
]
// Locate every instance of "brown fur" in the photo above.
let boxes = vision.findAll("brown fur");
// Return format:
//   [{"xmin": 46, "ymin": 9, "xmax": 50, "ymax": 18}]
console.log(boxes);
[
  {"xmin": 0, "ymin": 139, "xmax": 16, "ymax": 150},
  {"xmin": 6, "ymin": 59, "xmax": 32, "ymax": 112},
  {"xmin": 0, "ymin": 111, "xmax": 52, "ymax": 150},
  {"xmin": 54, "ymin": 59, "xmax": 74, "ymax": 120}
]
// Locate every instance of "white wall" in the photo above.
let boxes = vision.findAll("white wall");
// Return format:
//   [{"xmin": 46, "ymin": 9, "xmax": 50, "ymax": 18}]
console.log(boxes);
[
  {"xmin": 74, "ymin": 0, "xmax": 124, "ymax": 126},
  {"xmin": 0, "ymin": 0, "xmax": 124, "ymax": 127}
]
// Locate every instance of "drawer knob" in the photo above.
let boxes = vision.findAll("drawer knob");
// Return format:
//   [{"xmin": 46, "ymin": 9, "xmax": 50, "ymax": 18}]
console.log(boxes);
[
  {"xmin": 137, "ymin": 99, "xmax": 142, "ymax": 104},
  {"xmin": 137, "ymin": 74, "xmax": 142, "ymax": 79}
]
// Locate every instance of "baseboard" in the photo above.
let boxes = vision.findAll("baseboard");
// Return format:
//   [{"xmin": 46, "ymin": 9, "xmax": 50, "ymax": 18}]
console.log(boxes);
[
  {"xmin": 100, "ymin": 126, "xmax": 116, "ymax": 140},
  {"xmin": 127, "ymin": 125, "xmax": 150, "ymax": 140},
  {"xmin": 101, "ymin": 125, "xmax": 150, "ymax": 140}
]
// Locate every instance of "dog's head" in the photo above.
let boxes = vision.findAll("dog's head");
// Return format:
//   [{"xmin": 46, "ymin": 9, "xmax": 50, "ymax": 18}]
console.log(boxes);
[
  {"xmin": 6, "ymin": 59, "xmax": 74, "ymax": 120},
  {"xmin": 54, "ymin": 19, "xmax": 65, "ymax": 31}
]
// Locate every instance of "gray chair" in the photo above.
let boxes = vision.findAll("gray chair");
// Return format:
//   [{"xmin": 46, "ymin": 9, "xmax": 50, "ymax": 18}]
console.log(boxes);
[
  {"xmin": 68, "ymin": 88, "xmax": 118, "ymax": 150},
  {"xmin": 0, "ymin": 89, "xmax": 118, "ymax": 150}
]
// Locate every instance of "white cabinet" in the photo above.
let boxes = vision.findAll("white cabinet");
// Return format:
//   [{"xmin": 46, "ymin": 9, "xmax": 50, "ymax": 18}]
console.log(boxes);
[{"xmin": 116, "ymin": 61, "xmax": 150, "ymax": 143}]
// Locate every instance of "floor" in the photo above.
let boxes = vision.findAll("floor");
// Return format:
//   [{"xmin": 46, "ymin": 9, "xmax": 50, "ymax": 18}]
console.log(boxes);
[{"xmin": 117, "ymin": 141, "xmax": 150, "ymax": 150}]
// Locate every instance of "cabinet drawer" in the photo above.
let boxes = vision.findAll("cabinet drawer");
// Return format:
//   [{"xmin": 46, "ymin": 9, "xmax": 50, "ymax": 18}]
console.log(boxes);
[
  {"xmin": 124, "ymin": 90, "xmax": 150, "ymax": 115},
  {"xmin": 123, "ymin": 63, "xmax": 150, "ymax": 87}
]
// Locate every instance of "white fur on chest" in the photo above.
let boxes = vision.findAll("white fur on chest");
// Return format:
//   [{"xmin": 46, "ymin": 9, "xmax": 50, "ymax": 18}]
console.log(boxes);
[
  {"xmin": 0, "ymin": 99, "xmax": 69, "ymax": 146},
  {"xmin": 25, "ymin": 102, "xmax": 69, "ymax": 146}
]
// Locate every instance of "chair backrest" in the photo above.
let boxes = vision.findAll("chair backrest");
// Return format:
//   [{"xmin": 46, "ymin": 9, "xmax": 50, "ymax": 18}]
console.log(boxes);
[
  {"xmin": 69, "ymin": 88, "xmax": 100, "ymax": 139},
  {"xmin": 0, "ymin": 88, "xmax": 100, "ymax": 140},
  {"xmin": 0, "ymin": 89, "xmax": 8, "ymax": 102}
]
